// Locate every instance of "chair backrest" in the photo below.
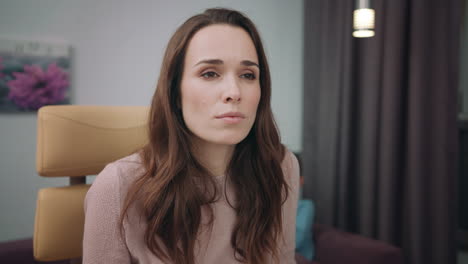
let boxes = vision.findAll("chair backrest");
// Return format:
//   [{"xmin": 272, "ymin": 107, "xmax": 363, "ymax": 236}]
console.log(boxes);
[{"xmin": 34, "ymin": 105, "xmax": 149, "ymax": 262}]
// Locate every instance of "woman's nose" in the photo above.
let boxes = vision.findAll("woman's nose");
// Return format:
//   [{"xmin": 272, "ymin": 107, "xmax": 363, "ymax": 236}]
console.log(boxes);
[{"xmin": 223, "ymin": 77, "xmax": 241, "ymax": 103}]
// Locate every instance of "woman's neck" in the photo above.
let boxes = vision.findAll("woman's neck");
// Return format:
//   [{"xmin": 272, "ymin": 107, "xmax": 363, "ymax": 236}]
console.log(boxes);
[{"xmin": 192, "ymin": 139, "xmax": 235, "ymax": 176}]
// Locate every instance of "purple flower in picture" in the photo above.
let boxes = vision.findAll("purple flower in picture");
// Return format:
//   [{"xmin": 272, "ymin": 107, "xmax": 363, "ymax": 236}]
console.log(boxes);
[{"xmin": 7, "ymin": 63, "xmax": 69, "ymax": 110}]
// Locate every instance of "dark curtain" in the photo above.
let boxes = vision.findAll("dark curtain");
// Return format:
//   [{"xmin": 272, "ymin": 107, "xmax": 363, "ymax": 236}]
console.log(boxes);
[{"xmin": 302, "ymin": 1, "xmax": 462, "ymax": 264}]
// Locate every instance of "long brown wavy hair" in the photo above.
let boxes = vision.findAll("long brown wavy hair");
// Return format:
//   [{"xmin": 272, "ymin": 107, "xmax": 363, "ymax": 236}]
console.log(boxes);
[{"xmin": 121, "ymin": 8, "xmax": 288, "ymax": 264}]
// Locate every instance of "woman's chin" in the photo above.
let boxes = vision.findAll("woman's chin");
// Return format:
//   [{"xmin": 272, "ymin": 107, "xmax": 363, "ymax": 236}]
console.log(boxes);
[
  {"xmin": 211, "ymin": 138, "xmax": 245, "ymax": 146},
  {"xmin": 201, "ymin": 133, "xmax": 249, "ymax": 147}
]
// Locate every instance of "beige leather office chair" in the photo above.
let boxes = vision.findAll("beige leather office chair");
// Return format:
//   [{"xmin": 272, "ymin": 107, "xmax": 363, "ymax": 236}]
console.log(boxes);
[{"xmin": 34, "ymin": 105, "xmax": 149, "ymax": 263}]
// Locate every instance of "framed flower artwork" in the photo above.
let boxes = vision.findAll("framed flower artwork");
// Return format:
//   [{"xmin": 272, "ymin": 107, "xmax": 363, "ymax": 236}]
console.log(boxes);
[{"xmin": 0, "ymin": 38, "xmax": 71, "ymax": 112}]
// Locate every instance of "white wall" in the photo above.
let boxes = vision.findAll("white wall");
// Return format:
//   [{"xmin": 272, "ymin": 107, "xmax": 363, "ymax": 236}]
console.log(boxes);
[{"xmin": 0, "ymin": 0, "xmax": 303, "ymax": 241}]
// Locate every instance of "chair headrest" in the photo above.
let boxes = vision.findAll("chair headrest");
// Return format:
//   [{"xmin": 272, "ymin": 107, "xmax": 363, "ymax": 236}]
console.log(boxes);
[{"xmin": 36, "ymin": 105, "xmax": 149, "ymax": 177}]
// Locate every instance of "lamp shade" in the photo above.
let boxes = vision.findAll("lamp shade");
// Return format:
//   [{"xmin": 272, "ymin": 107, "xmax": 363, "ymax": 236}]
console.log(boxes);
[{"xmin": 353, "ymin": 8, "xmax": 375, "ymax": 38}]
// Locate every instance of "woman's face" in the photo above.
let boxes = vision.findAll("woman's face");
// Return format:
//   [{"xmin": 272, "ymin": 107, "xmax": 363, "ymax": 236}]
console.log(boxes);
[{"xmin": 180, "ymin": 24, "xmax": 261, "ymax": 147}]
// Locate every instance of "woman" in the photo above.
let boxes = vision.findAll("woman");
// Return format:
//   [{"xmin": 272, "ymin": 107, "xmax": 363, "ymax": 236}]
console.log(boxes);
[{"xmin": 83, "ymin": 8, "xmax": 299, "ymax": 264}]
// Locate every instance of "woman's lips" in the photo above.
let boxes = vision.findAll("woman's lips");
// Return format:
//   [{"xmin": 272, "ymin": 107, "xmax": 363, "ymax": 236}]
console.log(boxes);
[
  {"xmin": 217, "ymin": 116, "xmax": 244, "ymax": 124},
  {"xmin": 215, "ymin": 112, "xmax": 245, "ymax": 124}
]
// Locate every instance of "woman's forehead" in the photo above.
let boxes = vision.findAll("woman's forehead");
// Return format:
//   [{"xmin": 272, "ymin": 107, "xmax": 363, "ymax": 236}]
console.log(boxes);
[{"xmin": 185, "ymin": 24, "xmax": 259, "ymax": 66}]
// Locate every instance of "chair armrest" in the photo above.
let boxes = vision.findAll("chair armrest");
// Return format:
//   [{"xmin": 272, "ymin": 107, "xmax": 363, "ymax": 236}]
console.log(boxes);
[{"xmin": 313, "ymin": 224, "xmax": 404, "ymax": 264}]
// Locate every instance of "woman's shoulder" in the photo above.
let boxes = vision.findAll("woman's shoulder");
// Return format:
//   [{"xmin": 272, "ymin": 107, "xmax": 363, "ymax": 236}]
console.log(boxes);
[
  {"xmin": 112, "ymin": 152, "xmax": 144, "ymax": 173},
  {"xmin": 88, "ymin": 152, "xmax": 145, "ymax": 197},
  {"xmin": 280, "ymin": 149, "xmax": 301, "ymax": 193},
  {"xmin": 281, "ymin": 149, "xmax": 300, "ymax": 176}
]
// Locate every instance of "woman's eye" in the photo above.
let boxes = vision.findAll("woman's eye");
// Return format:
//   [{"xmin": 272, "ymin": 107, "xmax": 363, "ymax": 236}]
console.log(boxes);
[
  {"xmin": 201, "ymin": 71, "xmax": 219, "ymax": 79},
  {"xmin": 241, "ymin": 73, "xmax": 256, "ymax": 80}
]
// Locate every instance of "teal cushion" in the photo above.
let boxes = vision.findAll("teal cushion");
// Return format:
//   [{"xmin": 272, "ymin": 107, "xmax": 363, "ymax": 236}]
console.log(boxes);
[{"xmin": 295, "ymin": 199, "xmax": 315, "ymax": 260}]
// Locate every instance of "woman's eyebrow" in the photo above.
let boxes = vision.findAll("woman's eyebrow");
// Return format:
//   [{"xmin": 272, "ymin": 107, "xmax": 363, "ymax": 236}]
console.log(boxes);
[
  {"xmin": 194, "ymin": 59, "xmax": 259, "ymax": 68},
  {"xmin": 194, "ymin": 59, "xmax": 223, "ymax": 67},
  {"xmin": 240, "ymin": 60, "xmax": 259, "ymax": 68}
]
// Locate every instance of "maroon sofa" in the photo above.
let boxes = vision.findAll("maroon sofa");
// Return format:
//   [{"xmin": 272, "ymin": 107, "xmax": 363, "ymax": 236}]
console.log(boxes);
[
  {"xmin": 299, "ymin": 224, "xmax": 404, "ymax": 264},
  {"xmin": 0, "ymin": 224, "xmax": 403, "ymax": 264}
]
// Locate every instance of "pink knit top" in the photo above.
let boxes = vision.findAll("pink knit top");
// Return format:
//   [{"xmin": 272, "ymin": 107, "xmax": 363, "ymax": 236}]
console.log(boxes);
[{"xmin": 83, "ymin": 151, "xmax": 299, "ymax": 264}]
